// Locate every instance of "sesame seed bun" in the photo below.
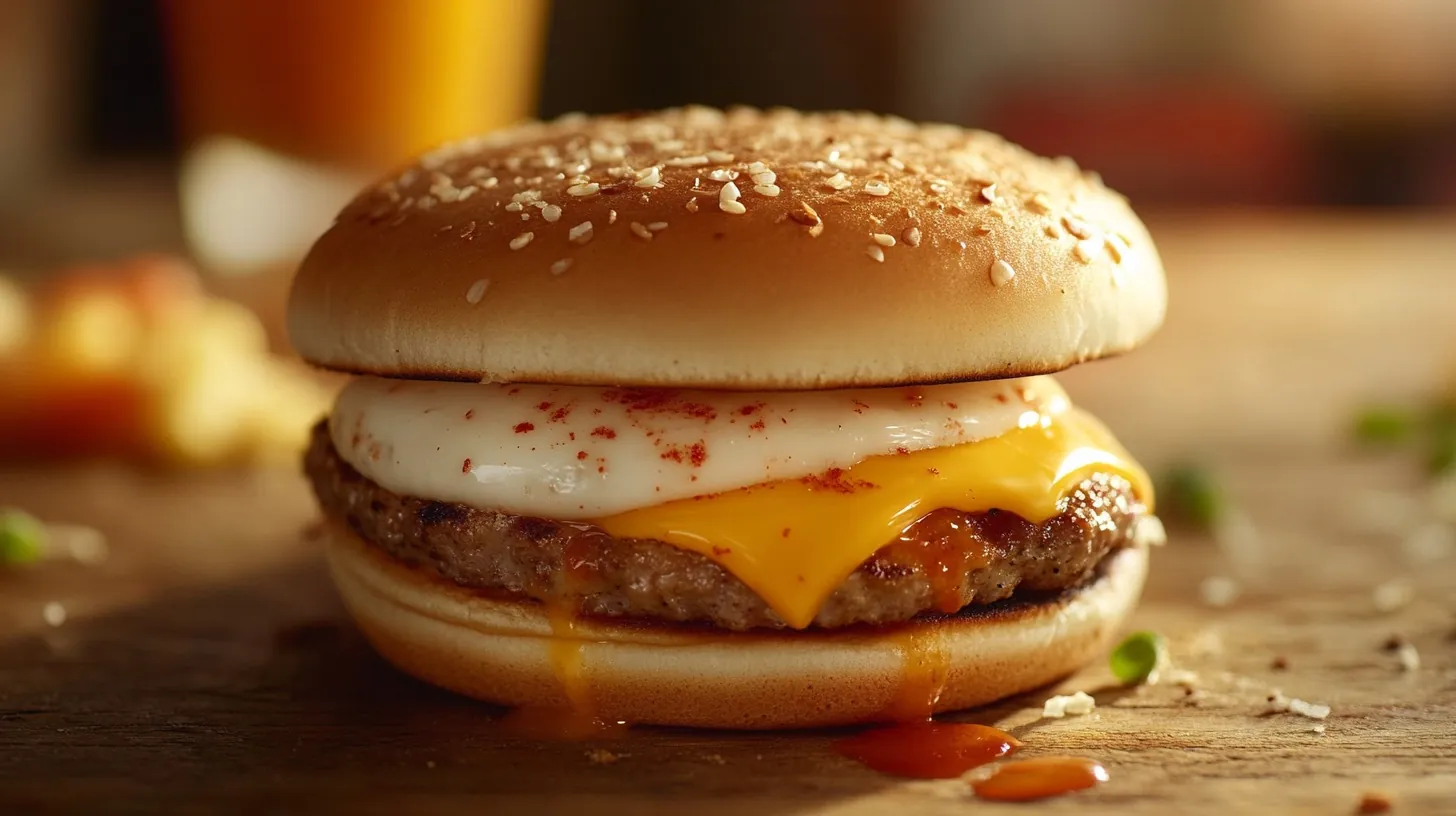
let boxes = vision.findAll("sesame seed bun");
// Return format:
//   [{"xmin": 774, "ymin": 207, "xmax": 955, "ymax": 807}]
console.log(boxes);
[
  {"xmin": 288, "ymin": 107, "xmax": 1165, "ymax": 389},
  {"xmin": 323, "ymin": 521, "xmax": 1148, "ymax": 729}
]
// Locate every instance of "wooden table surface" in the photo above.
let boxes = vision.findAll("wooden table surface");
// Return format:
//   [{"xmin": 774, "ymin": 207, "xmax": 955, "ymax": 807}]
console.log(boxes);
[{"xmin": 3, "ymin": 214, "xmax": 1456, "ymax": 814}]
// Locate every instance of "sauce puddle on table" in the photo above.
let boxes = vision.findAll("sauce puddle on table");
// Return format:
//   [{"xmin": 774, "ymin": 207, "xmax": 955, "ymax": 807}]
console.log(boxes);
[
  {"xmin": 969, "ymin": 756, "xmax": 1109, "ymax": 802},
  {"xmin": 835, "ymin": 721, "xmax": 1021, "ymax": 778}
]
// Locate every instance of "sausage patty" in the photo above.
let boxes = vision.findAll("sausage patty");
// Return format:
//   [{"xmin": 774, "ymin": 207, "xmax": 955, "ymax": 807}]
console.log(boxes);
[{"xmin": 305, "ymin": 421, "xmax": 1147, "ymax": 631}]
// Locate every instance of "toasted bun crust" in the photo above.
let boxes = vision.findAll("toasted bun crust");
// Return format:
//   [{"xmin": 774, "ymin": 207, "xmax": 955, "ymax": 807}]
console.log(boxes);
[
  {"xmin": 289, "ymin": 108, "xmax": 1165, "ymax": 389},
  {"xmin": 323, "ymin": 522, "xmax": 1148, "ymax": 729}
]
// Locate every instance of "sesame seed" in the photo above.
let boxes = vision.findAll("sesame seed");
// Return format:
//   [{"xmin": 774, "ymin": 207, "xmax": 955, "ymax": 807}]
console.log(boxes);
[
  {"xmin": 566, "ymin": 182, "xmax": 600, "ymax": 197},
  {"xmin": 705, "ymin": 150, "xmax": 735, "ymax": 163},
  {"xmin": 720, "ymin": 181, "xmax": 741, "ymax": 203},
  {"xmin": 459, "ymin": 221, "xmax": 476, "ymax": 239},
  {"xmin": 550, "ymin": 258, "xmax": 574, "ymax": 276},
  {"xmin": 480, "ymin": 177, "xmax": 499, "ymax": 188},
  {"xmin": 928, "ymin": 181, "xmax": 949, "ymax": 194},
  {"xmin": 510, "ymin": 232, "xmax": 534, "ymax": 250},
  {"xmin": 720, "ymin": 199, "xmax": 746, "ymax": 215},
  {"xmin": 505, "ymin": 202, "xmax": 523, "ymax": 212},
  {"xmin": 608, "ymin": 209, "xmax": 618, "ymax": 224},
  {"xmin": 666, "ymin": 155, "xmax": 709, "ymax": 167},
  {"xmin": 707, "ymin": 168, "xmax": 738, "ymax": 182},
  {"xmin": 541, "ymin": 204, "xmax": 562, "ymax": 223},
  {"xmin": 456, "ymin": 187, "xmax": 477, "ymax": 201},
  {"xmin": 886, "ymin": 156, "xmax": 905, "ymax": 171},
  {"xmin": 1044, "ymin": 223, "xmax": 1063, "ymax": 239},
  {"xmin": 520, "ymin": 213, "xmax": 530, "ymax": 221},
  {"xmin": 990, "ymin": 259, "xmax": 1015, "ymax": 287},
  {"xmin": 646, "ymin": 221, "xmax": 669, "ymax": 231},
  {"xmin": 43, "ymin": 601, "xmax": 66, "ymax": 627},
  {"xmin": 863, "ymin": 180, "xmax": 891, "ymax": 196},
  {"xmin": 630, "ymin": 221, "xmax": 653, "ymax": 241},
  {"xmin": 1073, "ymin": 240, "xmax": 1097, "ymax": 264},
  {"xmin": 634, "ymin": 166, "xmax": 661, "ymax": 188},
  {"xmin": 1104, "ymin": 233, "xmax": 1127, "ymax": 263},
  {"xmin": 866, "ymin": 245, "xmax": 885, "ymax": 263},
  {"xmin": 568, "ymin": 221, "xmax": 594, "ymax": 244},
  {"xmin": 1062, "ymin": 216, "xmax": 1095, "ymax": 240},
  {"xmin": 1026, "ymin": 192, "xmax": 1052, "ymax": 214},
  {"xmin": 465, "ymin": 278, "xmax": 491, "ymax": 304},
  {"xmin": 825, "ymin": 172, "xmax": 851, "ymax": 191},
  {"xmin": 685, "ymin": 198, "xmax": 700, "ymax": 213},
  {"xmin": 871, "ymin": 233, "xmax": 896, "ymax": 247},
  {"xmin": 902, "ymin": 226, "xmax": 921, "ymax": 247},
  {"xmin": 753, "ymin": 184, "xmax": 781, "ymax": 197},
  {"xmin": 788, "ymin": 202, "xmax": 823, "ymax": 237},
  {"xmin": 979, "ymin": 184, "xmax": 999, "ymax": 204}
]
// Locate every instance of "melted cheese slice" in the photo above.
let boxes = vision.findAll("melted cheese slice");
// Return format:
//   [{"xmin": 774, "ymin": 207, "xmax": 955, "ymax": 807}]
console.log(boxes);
[{"xmin": 594, "ymin": 408, "xmax": 1152, "ymax": 629}]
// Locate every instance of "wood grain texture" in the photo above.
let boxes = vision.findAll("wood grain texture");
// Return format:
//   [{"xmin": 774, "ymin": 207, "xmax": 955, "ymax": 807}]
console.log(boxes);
[{"xmin": 2, "ymin": 215, "xmax": 1455, "ymax": 814}]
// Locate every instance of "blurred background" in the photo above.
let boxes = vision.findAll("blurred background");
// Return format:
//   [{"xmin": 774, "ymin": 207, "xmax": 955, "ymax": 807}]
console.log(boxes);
[{"xmin": 1, "ymin": 0, "xmax": 1455, "ymax": 469}]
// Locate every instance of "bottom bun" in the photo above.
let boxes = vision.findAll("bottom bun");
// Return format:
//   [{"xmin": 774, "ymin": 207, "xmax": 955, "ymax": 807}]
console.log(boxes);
[{"xmin": 323, "ymin": 522, "xmax": 1149, "ymax": 729}]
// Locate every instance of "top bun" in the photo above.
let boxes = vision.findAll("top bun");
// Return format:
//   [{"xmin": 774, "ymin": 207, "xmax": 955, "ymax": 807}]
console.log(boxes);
[{"xmin": 288, "ymin": 107, "xmax": 1165, "ymax": 389}]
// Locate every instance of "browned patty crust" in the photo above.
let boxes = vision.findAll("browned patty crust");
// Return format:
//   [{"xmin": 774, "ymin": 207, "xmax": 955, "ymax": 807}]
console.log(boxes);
[{"xmin": 305, "ymin": 421, "xmax": 1147, "ymax": 631}]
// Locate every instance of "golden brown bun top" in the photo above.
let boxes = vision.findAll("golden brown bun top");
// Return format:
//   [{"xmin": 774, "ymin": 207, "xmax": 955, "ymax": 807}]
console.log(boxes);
[{"xmin": 288, "ymin": 107, "xmax": 1165, "ymax": 388}]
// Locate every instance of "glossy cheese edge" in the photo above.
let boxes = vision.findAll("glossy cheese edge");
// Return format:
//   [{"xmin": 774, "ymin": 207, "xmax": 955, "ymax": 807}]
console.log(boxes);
[{"xmin": 595, "ymin": 408, "xmax": 1152, "ymax": 629}]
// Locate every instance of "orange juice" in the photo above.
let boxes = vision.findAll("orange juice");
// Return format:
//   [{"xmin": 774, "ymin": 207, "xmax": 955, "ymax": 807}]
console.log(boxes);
[{"xmin": 166, "ymin": 0, "xmax": 549, "ymax": 169}]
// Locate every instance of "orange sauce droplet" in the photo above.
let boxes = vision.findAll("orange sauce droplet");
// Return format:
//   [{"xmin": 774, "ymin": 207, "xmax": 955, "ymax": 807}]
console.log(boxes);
[
  {"xmin": 970, "ymin": 756, "xmax": 1109, "ymax": 802},
  {"xmin": 502, "ymin": 535, "xmax": 626, "ymax": 740},
  {"xmin": 884, "ymin": 623, "xmax": 951, "ymax": 721},
  {"xmin": 836, "ymin": 722, "xmax": 1021, "ymax": 779}
]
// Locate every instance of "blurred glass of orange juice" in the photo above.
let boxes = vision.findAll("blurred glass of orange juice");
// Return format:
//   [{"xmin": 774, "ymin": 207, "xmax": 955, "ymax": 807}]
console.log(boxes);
[{"xmin": 164, "ymin": 0, "xmax": 549, "ymax": 275}]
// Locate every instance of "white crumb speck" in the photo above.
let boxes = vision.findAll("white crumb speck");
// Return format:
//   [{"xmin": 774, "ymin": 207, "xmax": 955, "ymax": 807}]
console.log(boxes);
[
  {"xmin": 1397, "ymin": 642, "xmax": 1421, "ymax": 672},
  {"xmin": 43, "ymin": 602, "xmax": 66, "ymax": 627},
  {"xmin": 1288, "ymin": 698, "xmax": 1331, "ymax": 720},
  {"xmin": 1200, "ymin": 576, "xmax": 1241, "ymax": 608},
  {"xmin": 1042, "ymin": 691, "xmax": 1095, "ymax": 718},
  {"xmin": 1373, "ymin": 580, "xmax": 1414, "ymax": 613}
]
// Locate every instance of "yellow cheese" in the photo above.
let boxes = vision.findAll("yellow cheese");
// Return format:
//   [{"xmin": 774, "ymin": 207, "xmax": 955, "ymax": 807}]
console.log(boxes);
[{"xmin": 594, "ymin": 408, "xmax": 1152, "ymax": 629}]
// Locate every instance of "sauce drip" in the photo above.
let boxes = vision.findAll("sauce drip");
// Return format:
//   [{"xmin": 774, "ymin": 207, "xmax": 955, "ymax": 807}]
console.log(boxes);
[
  {"xmin": 884, "ymin": 624, "xmax": 951, "ymax": 721},
  {"xmin": 501, "ymin": 537, "xmax": 626, "ymax": 740},
  {"xmin": 970, "ymin": 756, "xmax": 1109, "ymax": 802},
  {"xmin": 892, "ymin": 510, "xmax": 999, "ymax": 613},
  {"xmin": 836, "ymin": 722, "xmax": 1021, "ymax": 779}
]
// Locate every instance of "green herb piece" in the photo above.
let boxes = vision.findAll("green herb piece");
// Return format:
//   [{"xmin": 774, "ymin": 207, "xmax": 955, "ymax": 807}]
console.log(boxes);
[
  {"xmin": 0, "ymin": 508, "xmax": 46, "ymax": 565},
  {"xmin": 1110, "ymin": 631, "xmax": 1165, "ymax": 685},
  {"xmin": 1353, "ymin": 407, "xmax": 1417, "ymax": 445},
  {"xmin": 1161, "ymin": 466, "xmax": 1225, "ymax": 528}
]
